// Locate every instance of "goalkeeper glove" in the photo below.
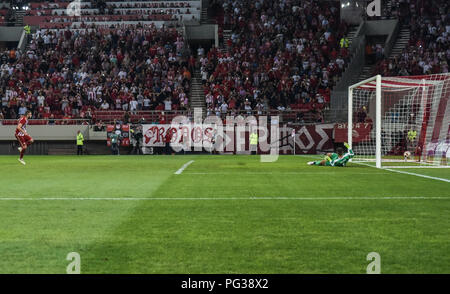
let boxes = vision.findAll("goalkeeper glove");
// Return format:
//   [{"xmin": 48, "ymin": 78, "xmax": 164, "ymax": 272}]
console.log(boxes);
[{"xmin": 344, "ymin": 142, "xmax": 350, "ymax": 149}]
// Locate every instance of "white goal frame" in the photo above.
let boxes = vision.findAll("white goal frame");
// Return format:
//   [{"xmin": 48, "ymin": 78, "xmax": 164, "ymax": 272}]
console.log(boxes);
[
  {"xmin": 348, "ymin": 74, "xmax": 450, "ymax": 169},
  {"xmin": 348, "ymin": 75, "xmax": 382, "ymax": 168}
]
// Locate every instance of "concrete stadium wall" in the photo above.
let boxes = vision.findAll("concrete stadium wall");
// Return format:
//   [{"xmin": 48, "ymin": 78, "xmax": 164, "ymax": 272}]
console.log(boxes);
[
  {"xmin": 0, "ymin": 27, "xmax": 24, "ymax": 42},
  {"xmin": 0, "ymin": 125, "xmax": 106, "ymax": 141},
  {"xmin": 364, "ymin": 19, "xmax": 397, "ymax": 36},
  {"xmin": 0, "ymin": 140, "xmax": 114, "ymax": 155},
  {"xmin": 185, "ymin": 24, "xmax": 217, "ymax": 40},
  {"xmin": 0, "ymin": 125, "xmax": 112, "ymax": 155}
]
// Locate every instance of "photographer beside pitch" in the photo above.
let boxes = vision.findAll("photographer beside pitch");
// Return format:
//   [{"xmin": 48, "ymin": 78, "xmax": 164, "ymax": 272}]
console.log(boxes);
[
  {"xmin": 308, "ymin": 142, "xmax": 354, "ymax": 167},
  {"xmin": 129, "ymin": 125, "xmax": 143, "ymax": 155},
  {"xmin": 110, "ymin": 132, "xmax": 121, "ymax": 155}
]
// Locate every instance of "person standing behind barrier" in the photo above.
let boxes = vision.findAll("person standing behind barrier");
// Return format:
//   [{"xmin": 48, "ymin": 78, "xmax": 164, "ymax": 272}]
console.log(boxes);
[
  {"xmin": 129, "ymin": 125, "xmax": 143, "ymax": 155},
  {"xmin": 110, "ymin": 132, "xmax": 120, "ymax": 155},
  {"xmin": 250, "ymin": 130, "xmax": 258, "ymax": 155},
  {"xmin": 76, "ymin": 130, "xmax": 84, "ymax": 155},
  {"xmin": 340, "ymin": 37, "xmax": 349, "ymax": 49},
  {"xmin": 165, "ymin": 129, "xmax": 173, "ymax": 155},
  {"xmin": 24, "ymin": 25, "xmax": 31, "ymax": 43}
]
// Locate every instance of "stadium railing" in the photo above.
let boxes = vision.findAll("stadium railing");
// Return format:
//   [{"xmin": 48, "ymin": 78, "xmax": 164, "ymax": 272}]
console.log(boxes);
[{"xmin": 1, "ymin": 119, "xmax": 91, "ymax": 126}]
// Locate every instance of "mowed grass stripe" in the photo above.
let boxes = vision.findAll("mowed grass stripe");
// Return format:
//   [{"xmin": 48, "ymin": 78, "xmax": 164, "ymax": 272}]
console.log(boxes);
[
  {"xmin": 78, "ymin": 196, "xmax": 450, "ymax": 273},
  {"xmin": 0, "ymin": 196, "xmax": 449, "ymax": 200},
  {"xmin": 0, "ymin": 155, "xmax": 449, "ymax": 273},
  {"xmin": 0, "ymin": 155, "xmax": 181, "ymax": 273}
]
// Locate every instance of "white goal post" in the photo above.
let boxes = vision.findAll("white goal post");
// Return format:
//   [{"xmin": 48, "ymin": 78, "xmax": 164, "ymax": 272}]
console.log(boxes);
[{"xmin": 348, "ymin": 73, "xmax": 450, "ymax": 168}]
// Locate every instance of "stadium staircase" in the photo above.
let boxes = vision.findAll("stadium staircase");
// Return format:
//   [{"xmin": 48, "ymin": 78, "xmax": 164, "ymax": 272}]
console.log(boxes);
[
  {"xmin": 358, "ymin": 25, "xmax": 410, "ymax": 82},
  {"xmin": 387, "ymin": 25, "xmax": 410, "ymax": 59},
  {"xmin": 200, "ymin": 7, "xmax": 214, "ymax": 24},
  {"xmin": 13, "ymin": 9, "xmax": 25, "ymax": 26},
  {"xmin": 222, "ymin": 29, "xmax": 232, "ymax": 51},
  {"xmin": 323, "ymin": 25, "xmax": 360, "ymax": 120},
  {"xmin": 339, "ymin": 25, "xmax": 360, "ymax": 69},
  {"xmin": 190, "ymin": 69, "xmax": 206, "ymax": 117},
  {"xmin": 328, "ymin": 25, "xmax": 360, "ymax": 92},
  {"xmin": 346, "ymin": 25, "xmax": 359, "ymax": 48},
  {"xmin": 357, "ymin": 66, "xmax": 377, "ymax": 83},
  {"xmin": 200, "ymin": 0, "xmax": 215, "ymax": 24}
]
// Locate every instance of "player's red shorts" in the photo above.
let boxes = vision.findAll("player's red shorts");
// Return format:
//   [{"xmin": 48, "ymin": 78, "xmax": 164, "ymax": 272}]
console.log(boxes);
[{"xmin": 15, "ymin": 133, "xmax": 33, "ymax": 147}]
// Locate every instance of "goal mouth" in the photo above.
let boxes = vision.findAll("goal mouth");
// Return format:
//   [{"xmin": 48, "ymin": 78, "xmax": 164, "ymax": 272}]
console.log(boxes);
[{"xmin": 348, "ymin": 74, "xmax": 450, "ymax": 168}]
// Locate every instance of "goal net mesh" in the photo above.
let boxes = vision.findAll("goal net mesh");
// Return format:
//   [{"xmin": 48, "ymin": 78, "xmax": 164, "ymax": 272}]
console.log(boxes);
[{"xmin": 350, "ymin": 73, "xmax": 450, "ymax": 167}]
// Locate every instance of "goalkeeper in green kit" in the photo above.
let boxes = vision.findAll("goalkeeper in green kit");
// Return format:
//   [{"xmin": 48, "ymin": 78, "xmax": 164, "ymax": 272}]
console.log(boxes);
[{"xmin": 308, "ymin": 142, "xmax": 354, "ymax": 167}]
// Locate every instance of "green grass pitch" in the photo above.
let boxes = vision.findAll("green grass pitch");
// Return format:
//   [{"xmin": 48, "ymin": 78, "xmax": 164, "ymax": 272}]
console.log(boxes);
[{"xmin": 0, "ymin": 155, "xmax": 449, "ymax": 273}]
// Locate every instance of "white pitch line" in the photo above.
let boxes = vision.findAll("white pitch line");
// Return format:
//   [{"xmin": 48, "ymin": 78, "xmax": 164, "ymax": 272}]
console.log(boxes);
[
  {"xmin": 174, "ymin": 160, "xmax": 195, "ymax": 175},
  {"xmin": 183, "ymin": 172, "xmax": 390, "ymax": 175},
  {"xmin": 385, "ymin": 168, "xmax": 450, "ymax": 183},
  {"xmin": 0, "ymin": 197, "xmax": 448, "ymax": 201},
  {"xmin": 384, "ymin": 166, "xmax": 450, "ymax": 169},
  {"xmin": 352, "ymin": 161, "xmax": 450, "ymax": 183},
  {"xmin": 351, "ymin": 161, "xmax": 376, "ymax": 168}
]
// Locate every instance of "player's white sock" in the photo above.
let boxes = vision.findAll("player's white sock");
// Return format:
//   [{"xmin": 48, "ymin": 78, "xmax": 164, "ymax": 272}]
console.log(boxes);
[
  {"xmin": 18, "ymin": 147, "xmax": 22, "ymax": 152},
  {"xmin": 307, "ymin": 161, "xmax": 315, "ymax": 165},
  {"xmin": 18, "ymin": 159, "xmax": 26, "ymax": 165}
]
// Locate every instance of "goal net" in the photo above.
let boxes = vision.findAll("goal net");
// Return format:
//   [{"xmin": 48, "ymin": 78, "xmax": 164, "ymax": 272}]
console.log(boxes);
[{"xmin": 348, "ymin": 73, "xmax": 450, "ymax": 168}]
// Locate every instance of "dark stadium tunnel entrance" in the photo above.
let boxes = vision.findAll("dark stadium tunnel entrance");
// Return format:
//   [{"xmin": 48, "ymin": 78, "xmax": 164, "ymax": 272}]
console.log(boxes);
[{"xmin": 189, "ymin": 39, "xmax": 215, "ymax": 56}]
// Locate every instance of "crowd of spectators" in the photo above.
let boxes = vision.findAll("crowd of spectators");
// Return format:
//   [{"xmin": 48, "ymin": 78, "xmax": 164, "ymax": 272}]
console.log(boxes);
[
  {"xmin": 373, "ymin": 0, "xmax": 449, "ymax": 77},
  {"xmin": 23, "ymin": 1, "xmax": 200, "ymax": 29},
  {"xmin": 0, "ymin": 23, "xmax": 192, "ymax": 123},
  {"xmin": 202, "ymin": 0, "xmax": 350, "ymax": 122},
  {"xmin": 30, "ymin": 13, "xmax": 190, "ymax": 24},
  {"xmin": 28, "ymin": 7, "xmax": 195, "ymax": 20},
  {"xmin": 4, "ymin": 0, "xmax": 447, "ymax": 125},
  {"xmin": 29, "ymin": 0, "xmax": 196, "ymax": 15},
  {"xmin": 0, "ymin": 4, "xmax": 15, "ymax": 26}
]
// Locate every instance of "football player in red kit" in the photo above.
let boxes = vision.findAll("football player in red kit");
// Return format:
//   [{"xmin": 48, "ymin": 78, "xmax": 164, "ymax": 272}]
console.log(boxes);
[{"xmin": 16, "ymin": 110, "xmax": 34, "ymax": 165}]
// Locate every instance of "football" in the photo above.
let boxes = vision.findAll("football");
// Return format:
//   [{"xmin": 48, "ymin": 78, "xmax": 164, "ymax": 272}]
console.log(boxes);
[{"xmin": 404, "ymin": 151, "xmax": 411, "ymax": 160}]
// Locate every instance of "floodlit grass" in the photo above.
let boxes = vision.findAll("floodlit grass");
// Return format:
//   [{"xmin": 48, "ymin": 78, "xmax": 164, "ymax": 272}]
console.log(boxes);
[{"xmin": 0, "ymin": 155, "xmax": 449, "ymax": 273}]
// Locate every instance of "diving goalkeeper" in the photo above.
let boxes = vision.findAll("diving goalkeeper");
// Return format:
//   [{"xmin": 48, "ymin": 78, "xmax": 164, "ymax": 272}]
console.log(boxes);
[{"xmin": 308, "ymin": 142, "xmax": 354, "ymax": 167}]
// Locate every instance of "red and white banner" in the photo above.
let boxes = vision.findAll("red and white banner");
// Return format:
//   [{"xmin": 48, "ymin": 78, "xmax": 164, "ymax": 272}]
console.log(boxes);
[
  {"xmin": 282, "ymin": 124, "xmax": 335, "ymax": 154},
  {"xmin": 143, "ymin": 124, "xmax": 214, "ymax": 147},
  {"xmin": 334, "ymin": 122, "xmax": 372, "ymax": 143},
  {"xmin": 142, "ymin": 124, "xmax": 335, "ymax": 154}
]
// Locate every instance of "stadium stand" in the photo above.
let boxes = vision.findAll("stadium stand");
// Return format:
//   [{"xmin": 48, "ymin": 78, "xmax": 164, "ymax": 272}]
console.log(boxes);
[
  {"xmin": 202, "ymin": 0, "xmax": 351, "ymax": 122},
  {"xmin": 372, "ymin": 0, "xmax": 449, "ymax": 77},
  {"xmin": 0, "ymin": 0, "xmax": 207, "ymax": 125},
  {"xmin": 1, "ymin": 0, "xmax": 447, "ymax": 126},
  {"xmin": 24, "ymin": 0, "xmax": 201, "ymax": 28},
  {"xmin": 0, "ymin": 4, "xmax": 13, "ymax": 26},
  {"xmin": 0, "ymin": 21, "xmax": 191, "ymax": 124}
]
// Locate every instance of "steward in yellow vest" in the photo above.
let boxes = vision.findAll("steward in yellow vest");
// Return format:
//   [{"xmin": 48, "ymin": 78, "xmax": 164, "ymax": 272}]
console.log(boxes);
[
  {"xmin": 77, "ymin": 130, "xmax": 84, "ymax": 155},
  {"xmin": 250, "ymin": 131, "xmax": 258, "ymax": 155}
]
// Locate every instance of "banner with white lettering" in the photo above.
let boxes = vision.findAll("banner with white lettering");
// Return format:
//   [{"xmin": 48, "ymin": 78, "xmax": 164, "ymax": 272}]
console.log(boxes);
[
  {"xmin": 142, "ymin": 124, "xmax": 334, "ymax": 155},
  {"xmin": 281, "ymin": 124, "xmax": 335, "ymax": 154},
  {"xmin": 143, "ymin": 124, "xmax": 214, "ymax": 148},
  {"xmin": 334, "ymin": 122, "xmax": 373, "ymax": 143}
]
